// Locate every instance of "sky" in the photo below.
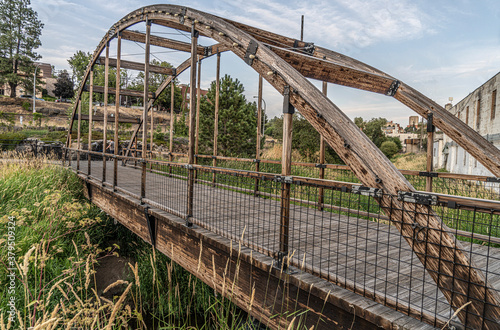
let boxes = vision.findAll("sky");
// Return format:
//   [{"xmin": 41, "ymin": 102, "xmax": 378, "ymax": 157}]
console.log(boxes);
[{"xmin": 30, "ymin": 0, "xmax": 500, "ymax": 126}]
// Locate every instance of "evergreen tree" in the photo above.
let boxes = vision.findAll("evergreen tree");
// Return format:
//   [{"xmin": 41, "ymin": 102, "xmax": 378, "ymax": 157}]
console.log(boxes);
[
  {"xmin": 198, "ymin": 74, "xmax": 257, "ymax": 157},
  {"xmin": 54, "ymin": 70, "xmax": 74, "ymax": 99},
  {"xmin": 0, "ymin": 0, "xmax": 43, "ymax": 97}
]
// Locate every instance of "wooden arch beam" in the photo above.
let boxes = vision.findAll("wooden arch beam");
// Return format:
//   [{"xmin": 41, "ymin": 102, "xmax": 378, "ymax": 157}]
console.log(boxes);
[
  {"xmin": 97, "ymin": 57, "xmax": 175, "ymax": 75},
  {"xmin": 65, "ymin": 5, "xmax": 500, "ymax": 328}
]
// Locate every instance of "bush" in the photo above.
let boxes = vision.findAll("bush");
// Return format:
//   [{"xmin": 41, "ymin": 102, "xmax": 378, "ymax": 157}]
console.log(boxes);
[
  {"xmin": 22, "ymin": 101, "xmax": 31, "ymax": 111},
  {"xmin": 380, "ymin": 140, "xmax": 399, "ymax": 159}
]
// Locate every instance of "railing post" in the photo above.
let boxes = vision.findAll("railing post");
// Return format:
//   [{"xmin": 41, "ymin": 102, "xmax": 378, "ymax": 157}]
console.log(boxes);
[
  {"xmin": 103, "ymin": 38, "xmax": 110, "ymax": 186},
  {"xmin": 143, "ymin": 19, "xmax": 151, "ymax": 160},
  {"xmin": 114, "ymin": 33, "xmax": 121, "ymax": 191},
  {"xmin": 88, "ymin": 68, "xmax": 94, "ymax": 178},
  {"xmin": 318, "ymin": 81, "xmax": 327, "ymax": 210},
  {"xmin": 169, "ymin": 81, "xmax": 175, "ymax": 164},
  {"xmin": 141, "ymin": 159, "xmax": 146, "ymax": 204},
  {"xmin": 279, "ymin": 85, "xmax": 294, "ymax": 269},
  {"xmin": 254, "ymin": 74, "xmax": 263, "ymax": 195},
  {"xmin": 186, "ymin": 23, "xmax": 198, "ymax": 227},
  {"xmin": 212, "ymin": 50, "xmax": 220, "ymax": 185},
  {"xmin": 426, "ymin": 113, "xmax": 435, "ymax": 192},
  {"xmin": 76, "ymin": 98, "xmax": 81, "ymax": 172},
  {"xmin": 194, "ymin": 59, "xmax": 202, "ymax": 181}
]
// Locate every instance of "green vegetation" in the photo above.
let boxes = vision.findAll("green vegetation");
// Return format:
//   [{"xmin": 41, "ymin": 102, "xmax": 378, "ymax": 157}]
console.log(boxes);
[
  {"xmin": 53, "ymin": 70, "xmax": 74, "ymax": 100},
  {"xmin": 0, "ymin": 0, "xmax": 44, "ymax": 98},
  {"xmin": 198, "ymin": 75, "xmax": 258, "ymax": 157},
  {"xmin": 0, "ymin": 158, "xmax": 273, "ymax": 329}
]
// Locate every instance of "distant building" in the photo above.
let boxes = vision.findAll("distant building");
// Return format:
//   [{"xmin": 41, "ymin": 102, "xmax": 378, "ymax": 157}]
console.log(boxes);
[
  {"xmin": 179, "ymin": 84, "xmax": 209, "ymax": 111},
  {"xmin": 0, "ymin": 62, "xmax": 56, "ymax": 98},
  {"xmin": 384, "ymin": 118, "xmax": 419, "ymax": 153},
  {"xmin": 435, "ymin": 71, "xmax": 500, "ymax": 175}
]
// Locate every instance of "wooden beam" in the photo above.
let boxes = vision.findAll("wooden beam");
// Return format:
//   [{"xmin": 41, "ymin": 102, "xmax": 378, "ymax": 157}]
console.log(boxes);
[
  {"xmin": 83, "ymin": 84, "xmax": 153, "ymax": 99},
  {"xmin": 87, "ymin": 68, "xmax": 93, "ymax": 177},
  {"xmin": 280, "ymin": 86, "xmax": 293, "ymax": 267},
  {"xmin": 254, "ymin": 74, "xmax": 262, "ymax": 194},
  {"xmin": 114, "ymin": 33, "xmax": 122, "ymax": 190},
  {"xmin": 213, "ymin": 51, "xmax": 220, "ymax": 184},
  {"xmin": 318, "ymin": 81, "xmax": 327, "ymax": 210},
  {"xmin": 195, "ymin": 59, "xmax": 201, "ymax": 159},
  {"xmin": 143, "ymin": 20, "xmax": 151, "ymax": 158},
  {"xmin": 76, "ymin": 114, "xmax": 139, "ymax": 124},
  {"xmin": 103, "ymin": 39, "xmax": 110, "ymax": 185},
  {"xmin": 186, "ymin": 23, "xmax": 198, "ymax": 223},
  {"xmin": 121, "ymin": 29, "xmax": 205, "ymax": 55},
  {"xmin": 169, "ymin": 82, "xmax": 174, "ymax": 162},
  {"xmin": 97, "ymin": 56, "xmax": 174, "ymax": 75},
  {"xmin": 76, "ymin": 99, "xmax": 81, "ymax": 171}
]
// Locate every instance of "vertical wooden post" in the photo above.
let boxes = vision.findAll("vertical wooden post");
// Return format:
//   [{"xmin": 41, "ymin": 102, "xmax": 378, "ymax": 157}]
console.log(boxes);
[
  {"xmin": 142, "ymin": 20, "xmax": 151, "ymax": 159},
  {"xmin": 426, "ymin": 113, "xmax": 435, "ymax": 192},
  {"xmin": 195, "ymin": 59, "xmax": 201, "ymax": 163},
  {"xmin": 101, "ymin": 40, "xmax": 109, "ymax": 185},
  {"xmin": 169, "ymin": 81, "xmax": 175, "ymax": 163},
  {"xmin": 279, "ymin": 85, "xmax": 294, "ymax": 269},
  {"xmin": 318, "ymin": 82, "xmax": 327, "ymax": 210},
  {"xmin": 87, "ymin": 68, "xmax": 94, "ymax": 177},
  {"xmin": 114, "ymin": 33, "xmax": 121, "ymax": 191},
  {"xmin": 186, "ymin": 23, "xmax": 198, "ymax": 226},
  {"xmin": 254, "ymin": 74, "xmax": 263, "ymax": 195},
  {"xmin": 76, "ymin": 98, "xmax": 81, "ymax": 172},
  {"xmin": 212, "ymin": 50, "xmax": 220, "ymax": 184}
]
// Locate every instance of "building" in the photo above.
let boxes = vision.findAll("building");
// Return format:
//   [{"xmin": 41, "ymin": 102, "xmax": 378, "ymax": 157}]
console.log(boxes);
[
  {"xmin": 179, "ymin": 84, "xmax": 209, "ymax": 111},
  {"xmin": 435, "ymin": 71, "xmax": 500, "ymax": 175},
  {"xmin": 0, "ymin": 62, "xmax": 56, "ymax": 98},
  {"xmin": 384, "ymin": 118, "xmax": 420, "ymax": 153}
]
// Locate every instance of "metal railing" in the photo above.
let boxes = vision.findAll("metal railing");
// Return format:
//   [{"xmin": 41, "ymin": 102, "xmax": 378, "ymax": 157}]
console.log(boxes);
[{"xmin": 65, "ymin": 148, "xmax": 500, "ymax": 329}]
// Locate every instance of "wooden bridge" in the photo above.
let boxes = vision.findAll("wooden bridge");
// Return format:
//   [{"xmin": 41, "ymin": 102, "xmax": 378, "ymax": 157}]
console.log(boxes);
[{"xmin": 65, "ymin": 5, "xmax": 500, "ymax": 329}]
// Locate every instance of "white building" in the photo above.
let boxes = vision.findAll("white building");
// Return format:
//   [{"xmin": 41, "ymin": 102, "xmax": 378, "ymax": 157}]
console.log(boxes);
[{"xmin": 435, "ymin": 71, "xmax": 500, "ymax": 175}]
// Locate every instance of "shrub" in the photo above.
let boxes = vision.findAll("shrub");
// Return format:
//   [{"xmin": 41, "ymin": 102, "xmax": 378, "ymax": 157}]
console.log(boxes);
[
  {"xmin": 22, "ymin": 101, "xmax": 31, "ymax": 111},
  {"xmin": 380, "ymin": 140, "xmax": 399, "ymax": 159}
]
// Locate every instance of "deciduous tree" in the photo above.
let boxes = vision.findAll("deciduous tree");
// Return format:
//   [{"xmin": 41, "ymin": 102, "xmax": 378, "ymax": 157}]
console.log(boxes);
[{"xmin": 54, "ymin": 70, "xmax": 74, "ymax": 99}]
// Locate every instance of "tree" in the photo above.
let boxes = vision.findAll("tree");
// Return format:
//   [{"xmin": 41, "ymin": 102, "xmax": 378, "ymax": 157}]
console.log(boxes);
[
  {"xmin": 54, "ymin": 70, "xmax": 74, "ymax": 99},
  {"xmin": 68, "ymin": 50, "xmax": 91, "ymax": 87},
  {"xmin": 198, "ymin": 74, "xmax": 257, "ymax": 157},
  {"xmin": 0, "ymin": 0, "xmax": 43, "ymax": 97},
  {"xmin": 380, "ymin": 140, "xmax": 399, "ymax": 158}
]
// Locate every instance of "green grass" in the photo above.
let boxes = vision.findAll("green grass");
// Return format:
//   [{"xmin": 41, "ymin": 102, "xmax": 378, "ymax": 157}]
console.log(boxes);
[{"xmin": 0, "ymin": 158, "xmax": 271, "ymax": 329}]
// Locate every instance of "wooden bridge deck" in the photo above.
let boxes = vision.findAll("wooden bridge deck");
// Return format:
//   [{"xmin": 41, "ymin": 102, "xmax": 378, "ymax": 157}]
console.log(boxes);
[{"xmin": 73, "ymin": 160, "xmax": 500, "ymax": 327}]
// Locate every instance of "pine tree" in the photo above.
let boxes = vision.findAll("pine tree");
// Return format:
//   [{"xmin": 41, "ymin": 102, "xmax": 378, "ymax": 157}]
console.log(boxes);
[
  {"xmin": 198, "ymin": 74, "xmax": 257, "ymax": 157},
  {"xmin": 0, "ymin": 0, "xmax": 43, "ymax": 97},
  {"xmin": 54, "ymin": 70, "xmax": 74, "ymax": 99}
]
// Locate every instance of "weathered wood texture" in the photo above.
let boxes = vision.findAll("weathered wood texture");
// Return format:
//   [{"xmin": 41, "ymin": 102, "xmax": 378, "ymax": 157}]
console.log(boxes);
[
  {"xmin": 80, "ymin": 171, "xmax": 436, "ymax": 330},
  {"xmin": 83, "ymin": 84, "xmax": 153, "ymax": 99},
  {"xmin": 97, "ymin": 56, "xmax": 173, "ymax": 75}
]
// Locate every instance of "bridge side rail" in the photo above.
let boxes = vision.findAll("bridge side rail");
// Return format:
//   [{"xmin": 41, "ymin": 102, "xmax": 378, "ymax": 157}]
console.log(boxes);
[{"xmin": 64, "ymin": 148, "xmax": 500, "ymax": 329}]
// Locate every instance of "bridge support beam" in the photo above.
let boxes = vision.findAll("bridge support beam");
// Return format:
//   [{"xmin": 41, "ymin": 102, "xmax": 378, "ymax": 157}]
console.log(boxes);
[
  {"xmin": 103, "ymin": 39, "xmax": 110, "ymax": 186},
  {"xmin": 254, "ymin": 74, "xmax": 263, "ymax": 195},
  {"xmin": 186, "ymin": 23, "xmax": 199, "ymax": 226},
  {"xmin": 213, "ymin": 51, "xmax": 220, "ymax": 184},
  {"xmin": 87, "ymin": 68, "xmax": 94, "ymax": 178},
  {"xmin": 279, "ymin": 86, "xmax": 294, "ymax": 269},
  {"xmin": 114, "ymin": 33, "xmax": 121, "ymax": 191},
  {"xmin": 143, "ymin": 20, "xmax": 151, "ymax": 158},
  {"xmin": 318, "ymin": 82, "xmax": 327, "ymax": 211},
  {"xmin": 76, "ymin": 98, "xmax": 81, "ymax": 172}
]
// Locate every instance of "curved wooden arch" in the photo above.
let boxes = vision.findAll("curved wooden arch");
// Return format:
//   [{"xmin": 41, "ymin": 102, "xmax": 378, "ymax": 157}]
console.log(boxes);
[{"xmin": 66, "ymin": 5, "xmax": 500, "ymax": 328}]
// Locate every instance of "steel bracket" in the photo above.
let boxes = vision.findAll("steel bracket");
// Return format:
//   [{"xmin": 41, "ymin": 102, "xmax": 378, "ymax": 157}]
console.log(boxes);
[
  {"xmin": 282, "ymin": 85, "xmax": 295, "ymax": 114},
  {"xmin": 386, "ymin": 80, "xmax": 400, "ymax": 96},
  {"xmin": 487, "ymin": 177, "xmax": 500, "ymax": 183},
  {"xmin": 179, "ymin": 7, "xmax": 186, "ymax": 24},
  {"xmin": 303, "ymin": 42, "xmax": 315, "ymax": 55},
  {"xmin": 204, "ymin": 46, "xmax": 212, "ymax": 57},
  {"xmin": 184, "ymin": 164, "xmax": 194, "ymax": 170},
  {"xmin": 427, "ymin": 113, "xmax": 435, "ymax": 132},
  {"xmin": 419, "ymin": 171, "xmax": 438, "ymax": 178},
  {"xmin": 315, "ymin": 163, "xmax": 326, "ymax": 169},
  {"xmin": 352, "ymin": 186, "xmax": 382, "ymax": 198},
  {"xmin": 274, "ymin": 175, "xmax": 293, "ymax": 184},
  {"xmin": 143, "ymin": 206, "xmax": 156, "ymax": 248},
  {"xmin": 244, "ymin": 39, "xmax": 258, "ymax": 66},
  {"xmin": 398, "ymin": 191, "xmax": 437, "ymax": 205}
]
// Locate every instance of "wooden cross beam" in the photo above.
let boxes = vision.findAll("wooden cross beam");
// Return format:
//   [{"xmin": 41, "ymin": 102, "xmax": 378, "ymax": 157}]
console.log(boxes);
[
  {"xmin": 121, "ymin": 29, "xmax": 205, "ymax": 55},
  {"xmin": 83, "ymin": 84, "xmax": 153, "ymax": 99},
  {"xmin": 75, "ymin": 114, "xmax": 140, "ymax": 124},
  {"xmin": 97, "ymin": 57, "xmax": 174, "ymax": 75}
]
